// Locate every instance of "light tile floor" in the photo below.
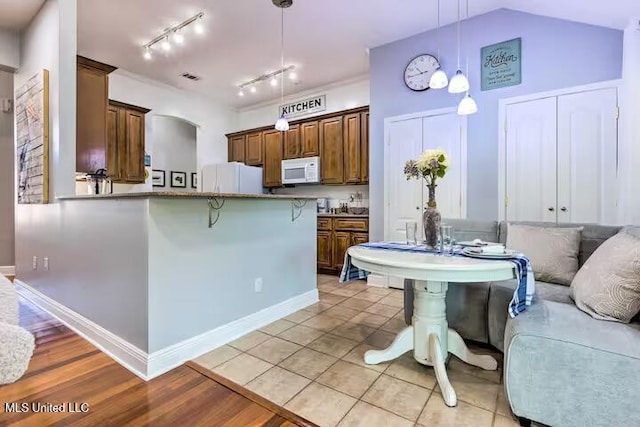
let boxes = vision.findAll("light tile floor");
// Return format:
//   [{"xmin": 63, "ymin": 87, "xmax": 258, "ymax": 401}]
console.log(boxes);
[{"xmin": 192, "ymin": 274, "xmax": 522, "ymax": 427}]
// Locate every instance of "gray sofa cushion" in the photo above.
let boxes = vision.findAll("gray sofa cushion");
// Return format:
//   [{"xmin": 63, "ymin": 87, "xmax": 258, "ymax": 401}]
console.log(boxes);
[
  {"xmin": 499, "ymin": 221, "xmax": 621, "ymax": 267},
  {"xmin": 504, "ymin": 300, "xmax": 640, "ymax": 427},
  {"xmin": 488, "ymin": 280, "xmax": 572, "ymax": 351},
  {"xmin": 442, "ymin": 219, "xmax": 499, "ymax": 244}
]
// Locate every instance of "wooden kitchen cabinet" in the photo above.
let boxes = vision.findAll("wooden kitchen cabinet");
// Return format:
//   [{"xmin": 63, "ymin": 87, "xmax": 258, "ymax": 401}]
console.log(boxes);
[
  {"xmin": 107, "ymin": 100, "xmax": 150, "ymax": 183},
  {"xmin": 333, "ymin": 231, "xmax": 352, "ymax": 269},
  {"xmin": 228, "ymin": 135, "xmax": 246, "ymax": 163},
  {"xmin": 300, "ymin": 121, "xmax": 320, "ymax": 157},
  {"xmin": 343, "ymin": 113, "xmax": 362, "ymax": 184},
  {"xmin": 360, "ymin": 111, "xmax": 369, "ymax": 183},
  {"xmin": 245, "ymin": 132, "xmax": 263, "ymax": 165},
  {"xmin": 76, "ymin": 56, "xmax": 116, "ymax": 173},
  {"xmin": 319, "ymin": 117, "xmax": 344, "ymax": 184},
  {"xmin": 283, "ymin": 124, "xmax": 301, "ymax": 159},
  {"xmin": 263, "ymin": 130, "xmax": 283, "ymax": 188},
  {"xmin": 317, "ymin": 231, "xmax": 333, "ymax": 269},
  {"xmin": 317, "ymin": 215, "xmax": 369, "ymax": 274}
]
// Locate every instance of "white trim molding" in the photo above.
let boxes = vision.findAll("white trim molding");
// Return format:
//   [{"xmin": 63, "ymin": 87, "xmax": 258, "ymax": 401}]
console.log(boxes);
[
  {"xmin": 147, "ymin": 289, "xmax": 318, "ymax": 378},
  {"xmin": 14, "ymin": 279, "xmax": 318, "ymax": 380},
  {"xmin": 0, "ymin": 266, "xmax": 15, "ymax": 276},
  {"xmin": 14, "ymin": 279, "xmax": 149, "ymax": 379},
  {"xmin": 497, "ymin": 79, "xmax": 622, "ymax": 221}
]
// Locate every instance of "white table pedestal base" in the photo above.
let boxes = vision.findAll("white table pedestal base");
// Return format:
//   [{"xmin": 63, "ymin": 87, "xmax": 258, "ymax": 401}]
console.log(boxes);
[{"xmin": 364, "ymin": 280, "xmax": 498, "ymax": 407}]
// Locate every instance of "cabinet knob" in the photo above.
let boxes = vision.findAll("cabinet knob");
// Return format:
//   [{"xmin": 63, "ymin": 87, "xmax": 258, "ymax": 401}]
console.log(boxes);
[
  {"xmin": 548, "ymin": 207, "xmax": 555, "ymax": 212},
  {"xmin": 560, "ymin": 207, "xmax": 568, "ymax": 212},
  {"xmin": 416, "ymin": 206, "xmax": 420, "ymax": 210}
]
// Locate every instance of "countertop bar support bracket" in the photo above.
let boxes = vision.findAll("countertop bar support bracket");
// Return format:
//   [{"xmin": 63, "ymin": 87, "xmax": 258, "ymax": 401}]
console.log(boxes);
[
  {"xmin": 208, "ymin": 197, "xmax": 225, "ymax": 228},
  {"xmin": 291, "ymin": 199, "xmax": 307, "ymax": 222}
]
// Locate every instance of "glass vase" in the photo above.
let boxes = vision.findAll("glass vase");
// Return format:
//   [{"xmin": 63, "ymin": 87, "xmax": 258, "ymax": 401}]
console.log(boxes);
[{"xmin": 423, "ymin": 184, "xmax": 441, "ymax": 250}]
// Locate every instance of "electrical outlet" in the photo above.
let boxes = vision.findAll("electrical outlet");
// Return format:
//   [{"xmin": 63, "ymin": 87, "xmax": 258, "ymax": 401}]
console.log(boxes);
[
  {"xmin": 43, "ymin": 257, "xmax": 49, "ymax": 271},
  {"xmin": 32, "ymin": 256, "xmax": 37, "ymax": 270},
  {"xmin": 254, "ymin": 278, "xmax": 263, "ymax": 293}
]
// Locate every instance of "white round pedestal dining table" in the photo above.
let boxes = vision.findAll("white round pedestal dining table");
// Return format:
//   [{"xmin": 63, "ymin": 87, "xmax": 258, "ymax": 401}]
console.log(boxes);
[{"xmin": 347, "ymin": 246, "xmax": 516, "ymax": 407}]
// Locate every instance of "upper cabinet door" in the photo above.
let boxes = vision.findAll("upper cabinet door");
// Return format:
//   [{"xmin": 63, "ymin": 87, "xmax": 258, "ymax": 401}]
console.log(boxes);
[
  {"xmin": 319, "ymin": 117, "xmax": 344, "ymax": 184},
  {"xmin": 106, "ymin": 105, "xmax": 120, "ymax": 181},
  {"xmin": 283, "ymin": 124, "xmax": 301, "ymax": 159},
  {"xmin": 557, "ymin": 88, "xmax": 618, "ymax": 224},
  {"xmin": 123, "ymin": 109, "xmax": 146, "ymax": 183},
  {"xmin": 229, "ymin": 135, "xmax": 246, "ymax": 163},
  {"xmin": 360, "ymin": 111, "xmax": 369, "ymax": 183},
  {"xmin": 343, "ymin": 113, "xmax": 362, "ymax": 184},
  {"xmin": 263, "ymin": 130, "xmax": 283, "ymax": 188},
  {"xmin": 245, "ymin": 132, "xmax": 263, "ymax": 165},
  {"xmin": 300, "ymin": 121, "xmax": 320, "ymax": 157},
  {"xmin": 505, "ymin": 97, "xmax": 558, "ymax": 222},
  {"xmin": 76, "ymin": 64, "xmax": 109, "ymax": 173}
]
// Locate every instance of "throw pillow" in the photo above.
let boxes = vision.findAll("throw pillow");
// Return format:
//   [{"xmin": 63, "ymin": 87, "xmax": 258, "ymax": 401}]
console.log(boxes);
[
  {"xmin": 570, "ymin": 227, "xmax": 640, "ymax": 323},
  {"xmin": 506, "ymin": 224, "xmax": 582, "ymax": 285}
]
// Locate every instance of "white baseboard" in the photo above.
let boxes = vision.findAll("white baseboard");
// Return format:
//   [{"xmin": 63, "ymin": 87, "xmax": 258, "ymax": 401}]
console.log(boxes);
[
  {"xmin": 15, "ymin": 279, "xmax": 319, "ymax": 381},
  {"xmin": 366, "ymin": 274, "xmax": 388, "ymax": 288},
  {"xmin": 0, "ymin": 266, "xmax": 15, "ymax": 276},
  {"xmin": 14, "ymin": 279, "xmax": 150, "ymax": 380},
  {"xmin": 147, "ymin": 289, "xmax": 319, "ymax": 379}
]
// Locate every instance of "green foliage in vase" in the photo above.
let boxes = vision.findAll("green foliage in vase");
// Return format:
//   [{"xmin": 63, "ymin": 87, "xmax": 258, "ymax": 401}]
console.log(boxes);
[{"xmin": 404, "ymin": 148, "xmax": 449, "ymax": 186}]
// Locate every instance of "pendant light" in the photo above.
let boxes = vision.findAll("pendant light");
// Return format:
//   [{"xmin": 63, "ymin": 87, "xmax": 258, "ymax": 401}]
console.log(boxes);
[
  {"xmin": 457, "ymin": 0, "xmax": 477, "ymax": 115},
  {"xmin": 274, "ymin": 1, "xmax": 291, "ymax": 132},
  {"xmin": 448, "ymin": 0, "xmax": 470, "ymax": 94},
  {"xmin": 429, "ymin": 0, "xmax": 449, "ymax": 89}
]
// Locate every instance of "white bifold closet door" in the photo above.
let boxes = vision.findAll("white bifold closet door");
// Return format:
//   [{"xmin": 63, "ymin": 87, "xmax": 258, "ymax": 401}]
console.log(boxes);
[
  {"xmin": 557, "ymin": 88, "xmax": 618, "ymax": 224},
  {"xmin": 505, "ymin": 87, "xmax": 618, "ymax": 224},
  {"xmin": 505, "ymin": 97, "xmax": 557, "ymax": 222}
]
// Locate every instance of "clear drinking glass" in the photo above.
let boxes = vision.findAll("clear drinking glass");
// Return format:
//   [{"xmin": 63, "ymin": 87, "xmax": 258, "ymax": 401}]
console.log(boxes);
[
  {"xmin": 405, "ymin": 221, "xmax": 418, "ymax": 245},
  {"xmin": 440, "ymin": 225, "xmax": 454, "ymax": 255}
]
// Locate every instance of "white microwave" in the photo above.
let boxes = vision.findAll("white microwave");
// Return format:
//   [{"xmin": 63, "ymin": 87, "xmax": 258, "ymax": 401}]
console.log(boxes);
[{"xmin": 281, "ymin": 156, "xmax": 320, "ymax": 185}]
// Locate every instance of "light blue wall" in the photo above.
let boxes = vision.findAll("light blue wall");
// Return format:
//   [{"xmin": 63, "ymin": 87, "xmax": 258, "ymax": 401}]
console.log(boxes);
[
  {"xmin": 369, "ymin": 8, "xmax": 623, "ymax": 240},
  {"xmin": 147, "ymin": 198, "xmax": 317, "ymax": 352}
]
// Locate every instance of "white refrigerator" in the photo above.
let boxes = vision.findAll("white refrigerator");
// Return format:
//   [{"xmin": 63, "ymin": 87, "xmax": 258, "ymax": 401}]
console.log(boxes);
[{"xmin": 200, "ymin": 162, "xmax": 264, "ymax": 194}]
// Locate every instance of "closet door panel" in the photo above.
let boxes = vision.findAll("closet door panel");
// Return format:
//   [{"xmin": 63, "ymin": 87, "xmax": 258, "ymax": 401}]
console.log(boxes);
[
  {"xmin": 505, "ymin": 98, "xmax": 558, "ymax": 222},
  {"xmin": 557, "ymin": 88, "xmax": 618, "ymax": 224},
  {"xmin": 422, "ymin": 113, "xmax": 464, "ymax": 220},
  {"xmin": 386, "ymin": 118, "xmax": 423, "ymax": 241}
]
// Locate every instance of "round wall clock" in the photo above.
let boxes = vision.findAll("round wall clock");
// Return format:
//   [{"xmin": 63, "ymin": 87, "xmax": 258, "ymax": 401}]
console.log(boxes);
[{"xmin": 404, "ymin": 54, "xmax": 440, "ymax": 91}]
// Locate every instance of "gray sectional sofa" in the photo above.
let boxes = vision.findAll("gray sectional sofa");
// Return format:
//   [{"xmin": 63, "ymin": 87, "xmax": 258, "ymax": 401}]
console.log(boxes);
[{"xmin": 403, "ymin": 220, "xmax": 640, "ymax": 427}]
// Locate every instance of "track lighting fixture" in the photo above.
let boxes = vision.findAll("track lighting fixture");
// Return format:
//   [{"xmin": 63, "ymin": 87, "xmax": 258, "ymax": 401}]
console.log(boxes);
[
  {"xmin": 141, "ymin": 12, "xmax": 204, "ymax": 60},
  {"xmin": 236, "ymin": 66, "xmax": 296, "ymax": 97}
]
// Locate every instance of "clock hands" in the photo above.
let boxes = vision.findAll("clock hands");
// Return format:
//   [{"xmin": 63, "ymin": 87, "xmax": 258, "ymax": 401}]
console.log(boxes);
[{"xmin": 407, "ymin": 69, "xmax": 429, "ymax": 78}]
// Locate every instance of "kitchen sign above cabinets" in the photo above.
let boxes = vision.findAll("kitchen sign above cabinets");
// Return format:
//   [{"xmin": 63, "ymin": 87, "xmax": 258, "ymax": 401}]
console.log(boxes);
[
  {"xmin": 279, "ymin": 95, "xmax": 326, "ymax": 119},
  {"xmin": 226, "ymin": 106, "xmax": 369, "ymax": 188}
]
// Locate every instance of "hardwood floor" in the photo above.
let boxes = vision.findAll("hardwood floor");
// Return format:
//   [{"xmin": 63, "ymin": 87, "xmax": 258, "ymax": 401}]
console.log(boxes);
[{"xmin": 0, "ymin": 295, "xmax": 303, "ymax": 427}]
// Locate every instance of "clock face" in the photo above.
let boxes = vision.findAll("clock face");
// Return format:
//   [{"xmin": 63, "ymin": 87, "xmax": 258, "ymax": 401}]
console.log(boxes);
[{"xmin": 404, "ymin": 54, "xmax": 440, "ymax": 91}]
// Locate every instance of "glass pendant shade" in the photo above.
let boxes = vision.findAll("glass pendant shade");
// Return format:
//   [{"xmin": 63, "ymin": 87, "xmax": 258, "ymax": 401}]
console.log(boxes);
[
  {"xmin": 275, "ymin": 115, "xmax": 290, "ymax": 131},
  {"xmin": 429, "ymin": 69, "xmax": 449, "ymax": 89},
  {"xmin": 448, "ymin": 70, "xmax": 469, "ymax": 93},
  {"xmin": 457, "ymin": 93, "xmax": 478, "ymax": 115}
]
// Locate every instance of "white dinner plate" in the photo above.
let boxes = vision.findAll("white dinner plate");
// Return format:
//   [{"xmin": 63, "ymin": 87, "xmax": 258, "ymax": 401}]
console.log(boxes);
[
  {"xmin": 457, "ymin": 241, "xmax": 500, "ymax": 248},
  {"xmin": 461, "ymin": 247, "xmax": 519, "ymax": 259}
]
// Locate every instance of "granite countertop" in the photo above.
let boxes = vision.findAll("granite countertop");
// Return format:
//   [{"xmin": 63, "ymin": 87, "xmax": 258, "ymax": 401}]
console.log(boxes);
[
  {"xmin": 57, "ymin": 192, "xmax": 318, "ymax": 201},
  {"xmin": 318, "ymin": 213, "xmax": 369, "ymax": 218}
]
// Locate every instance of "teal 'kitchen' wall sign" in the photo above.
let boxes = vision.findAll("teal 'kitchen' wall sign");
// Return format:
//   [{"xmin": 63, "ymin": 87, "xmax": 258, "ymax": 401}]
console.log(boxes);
[{"xmin": 481, "ymin": 38, "xmax": 522, "ymax": 91}]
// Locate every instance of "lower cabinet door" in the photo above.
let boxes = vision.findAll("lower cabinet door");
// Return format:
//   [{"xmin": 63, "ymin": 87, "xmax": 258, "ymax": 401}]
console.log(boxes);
[
  {"xmin": 333, "ymin": 231, "xmax": 352, "ymax": 270},
  {"xmin": 317, "ymin": 231, "xmax": 333, "ymax": 269},
  {"xmin": 351, "ymin": 233, "xmax": 368, "ymax": 246}
]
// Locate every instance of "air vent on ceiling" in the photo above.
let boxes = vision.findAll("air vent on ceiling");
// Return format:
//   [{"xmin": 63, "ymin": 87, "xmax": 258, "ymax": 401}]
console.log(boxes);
[{"xmin": 181, "ymin": 73, "xmax": 201, "ymax": 81}]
